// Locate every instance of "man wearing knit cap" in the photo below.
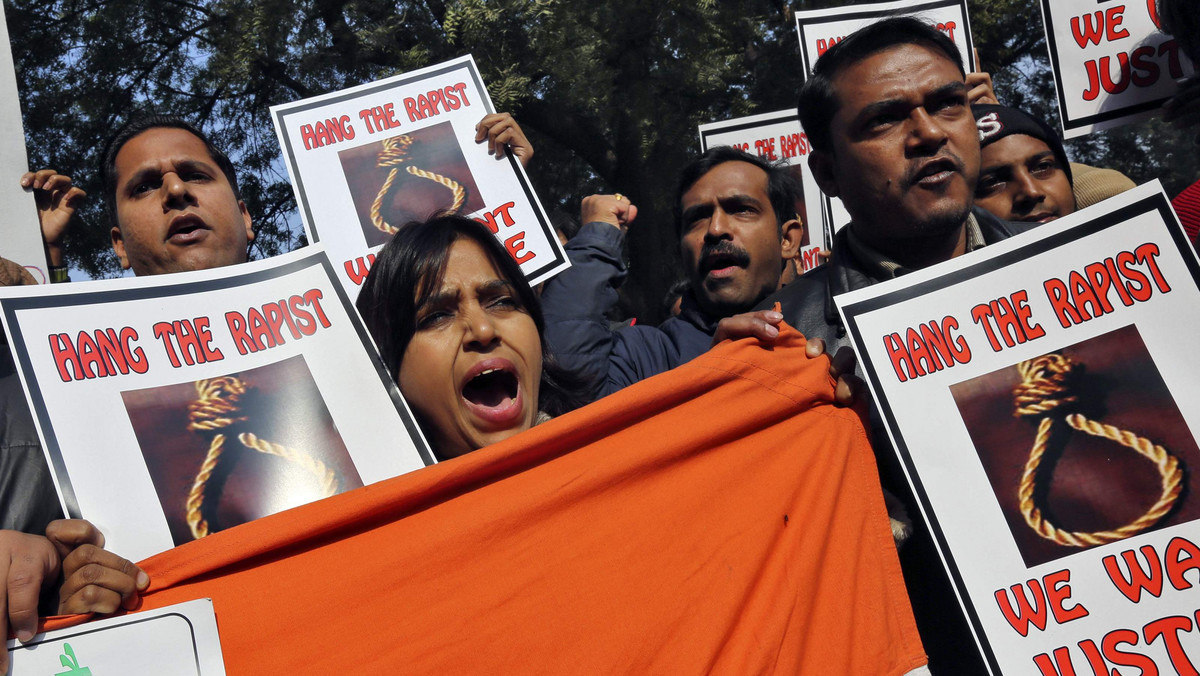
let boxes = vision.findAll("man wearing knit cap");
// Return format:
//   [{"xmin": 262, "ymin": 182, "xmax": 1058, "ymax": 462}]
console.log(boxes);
[{"xmin": 973, "ymin": 103, "xmax": 1076, "ymax": 223}]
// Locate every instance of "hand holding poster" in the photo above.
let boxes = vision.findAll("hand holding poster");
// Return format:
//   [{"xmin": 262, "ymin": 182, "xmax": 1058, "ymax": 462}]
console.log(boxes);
[
  {"xmin": 0, "ymin": 246, "xmax": 432, "ymax": 562},
  {"xmin": 1040, "ymin": 0, "xmax": 1195, "ymax": 138},
  {"xmin": 836, "ymin": 182, "xmax": 1200, "ymax": 673},
  {"xmin": 271, "ymin": 55, "xmax": 568, "ymax": 295},
  {"xmin": 0, "ymin": 1, "xmax": 50, "ymax": 284},
  {"xmin": 697, "ymin": 110, "xmax": 828, "ymax": 273}
]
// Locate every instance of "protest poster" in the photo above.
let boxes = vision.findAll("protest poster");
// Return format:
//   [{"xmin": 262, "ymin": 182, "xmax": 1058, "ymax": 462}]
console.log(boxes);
[
  {"xmin": 1040, "ymin": 0, "xmax": 1195, "ymax": 138},
  {"xmin": 794, "ymin": 0, "xmax": 975, "ymax": 77},
  {"xmin": 7, "ymin": 599, "xmax": 226, "ymax": 675},
  {"xmin": 271, "ymin": 55, "xmax": 568, "ymax": 295},
  {"xmin": 835, "ymin": 182, "xmax": 1200, "ymax": 674},
  {"xmin": 793, "ymin": 0, "xmax": 974, "ymax": 238},
  {"xmin": 0, "ymin": 246, "xmax": 433, "ymax": 562},
  {"xmin": 698, "ymin": 110, "xmax": 828, "ymax": 273},
  {"xmin": 0, "ymin": 2, "xmax": 48, "ymax": 283}
]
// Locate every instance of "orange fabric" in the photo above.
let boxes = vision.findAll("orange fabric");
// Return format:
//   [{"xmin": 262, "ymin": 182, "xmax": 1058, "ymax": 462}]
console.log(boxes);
[{"xmin": 46, "ymin": 324, "xmax": 925, "ymax": 674}]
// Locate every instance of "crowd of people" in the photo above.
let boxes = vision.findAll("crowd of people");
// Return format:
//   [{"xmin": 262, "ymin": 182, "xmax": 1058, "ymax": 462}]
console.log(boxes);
[{"xmin": 1, "ymin": 7, "xmax": 1198, "ymax": 673}]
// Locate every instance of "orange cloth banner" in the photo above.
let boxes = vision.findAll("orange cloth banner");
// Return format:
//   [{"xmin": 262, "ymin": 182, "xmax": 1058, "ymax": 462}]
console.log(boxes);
[{"xmin": 49, "ymin": 326, "xmax": 926, "ymax": 673}]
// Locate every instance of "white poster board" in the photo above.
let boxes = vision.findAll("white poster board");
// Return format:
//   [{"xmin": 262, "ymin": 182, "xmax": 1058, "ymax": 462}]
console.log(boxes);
[
  {"xmin": 795, "ymin": 0, "xmax": 975, "ymax": 77},
  {"xmin": 0, "ymin": 2, "xmax": 48, "ymax": 283},
  {"xmin": 0, "ymin": 246, "xmax": 432, "ymax": 562},
  {"xmin": 836, "ymin": 182, "xmax": 1200, "ymax": 674},
  {"xmin": 7, "ymin": 599, "xmax": 226, "ymax": 675},
  {"xmin": 1040, "ymin": 0, "xmax": 1195, "ymax": 138},
  {"xmin": 793, "ymin": 0, "xmax": 976, "ymax": 237},
  {"xmin": 698, "ymin": 110, "xmax": 828, "ymax": 272},
  {"xmin": 271, "ymin": 55, "xmax": 568, "ymax": 296}
]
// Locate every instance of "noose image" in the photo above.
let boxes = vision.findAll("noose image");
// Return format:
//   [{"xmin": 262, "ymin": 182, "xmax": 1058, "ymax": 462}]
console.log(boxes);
[
  {"xmin": 1012, "ymin": 353, "xmax": 1184, "ymax": 547},
  {"xmin": 370, "ymin": 135, "xmax": 467, "ymax": 235},
  {"xmin": 185, "ymin": 376, "xmax": 340, "ymax": 540}
]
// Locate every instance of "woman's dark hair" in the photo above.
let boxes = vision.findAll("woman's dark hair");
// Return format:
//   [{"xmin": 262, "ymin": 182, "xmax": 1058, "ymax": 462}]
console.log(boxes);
[{"xmin": 356, "ymin": 213, "xmax": 588, "ymax": 423}]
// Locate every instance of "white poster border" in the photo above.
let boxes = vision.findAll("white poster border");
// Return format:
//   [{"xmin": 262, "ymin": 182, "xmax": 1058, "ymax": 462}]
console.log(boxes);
[{"xmin": 835, "ymin": 182, "xmax": 1200, "ymax": 674}]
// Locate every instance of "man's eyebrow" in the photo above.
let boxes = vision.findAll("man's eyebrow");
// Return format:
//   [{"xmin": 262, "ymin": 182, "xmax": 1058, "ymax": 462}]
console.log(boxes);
[
  {"xmin": 122, "ymin": 166, "xmax": 162, "ymax": 193},
  {"xmin": 929, "ymin": 81, "xmax": 968, "ymax": 100},
  {"xmin": 122, "ymin": 157, "xmax": 219, "ymax": 192},
  {"xmin": 855, "ymin": 80, "xmax": 969, "ymax": 125},
  {"xmin": 680, "ymin": 202, "xmax": 714, "ymax": 223},
  {"xmin": 979, "ymin": 164, "xmax": 1012, "ymax": 176},
  {"xmin": 173, "ymin": 158, "xmax": 219, "ymax": 174},
  {"xmin": 856, "ymin": 97, "xmax": 908, "ymax": 124},
  {"xmin": 719, "ymin": 193, "xmax": 761, "ymax": 205}
]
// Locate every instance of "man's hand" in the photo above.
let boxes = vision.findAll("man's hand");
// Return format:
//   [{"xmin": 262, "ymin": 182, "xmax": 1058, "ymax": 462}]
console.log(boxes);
[
  {"xmin": 20, "ymin": 170, "xmax": 86, "ymax": 268},
  {"xmin": 475, "ymin": 113, "xmax": 534, "ymax": 167},
  {"xmin": 0, "ymin": 529, "xmax": 61, "ymax": 670},
  {"xmin": 712, "ymin": 313, "xmax": 864, "ymax": 407},
  {"xmin": 966, "ymin": 71, "xmax": 999, "ymax": 106},
  {"xmin": 580, "ymin": 194, "xmax": 637, "ymax": 231},
  {"xmin": 805, "ymin": 337, "xmax": 864, "ymax": 407},
  {"xmin": 46, "ymin": 520, "xmax": 148, "ymax": 617},
  {"xmin": 712, "ymin": 309, "xmax": 783, "ymax": 346}
]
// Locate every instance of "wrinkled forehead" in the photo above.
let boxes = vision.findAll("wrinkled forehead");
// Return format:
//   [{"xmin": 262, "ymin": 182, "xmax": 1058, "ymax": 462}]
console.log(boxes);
[
  {"xmin": 114, "ymin": 127, "xmax": 220, "ymax": 179},
  {"xmin": 683, "ymin": 160, "xmax": 771, "ymax": 204},
  {"xmin": 829, "ymin": 42, "xmax": 965, "ymax": 113}
]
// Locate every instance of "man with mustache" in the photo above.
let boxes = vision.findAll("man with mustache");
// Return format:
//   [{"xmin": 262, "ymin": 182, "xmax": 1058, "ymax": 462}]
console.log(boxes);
[
  {"xmin": 542, "ymin": 147, "xmax": 804, "ymax": 401},
  {"xmin": 758, "ymin": 17, "xmax": 1046, "ymax": 673}
]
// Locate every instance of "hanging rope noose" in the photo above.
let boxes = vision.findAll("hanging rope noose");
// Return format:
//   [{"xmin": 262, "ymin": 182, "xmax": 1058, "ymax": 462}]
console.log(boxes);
[
  {"xmin": 185, "ymin": 376, "xmax": 340, "ymax": 540},
  {"xmin": 369, "ymin": 135, "xmax": 467, "ymax": 235},
  {"xmin": 1013, "ymin": 353, "xmax": 1184, "ymax": 547}
]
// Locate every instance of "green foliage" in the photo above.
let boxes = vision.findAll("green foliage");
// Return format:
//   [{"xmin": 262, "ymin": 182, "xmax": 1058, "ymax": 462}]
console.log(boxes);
[{"xmin": 4, "ymin": 0, "xmax": 1196, "ymax": 319}]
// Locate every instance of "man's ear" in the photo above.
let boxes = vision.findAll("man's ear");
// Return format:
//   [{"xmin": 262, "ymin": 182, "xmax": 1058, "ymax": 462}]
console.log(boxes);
[
  {"xmin": 780, "ymin": 217, "xmax": 804, "ymax": 260},
  {"xmin": 239, "ymin": 201, "xmax": 255, "ymax": 243},
  {"xmin": 110, "ymin": 225, "xmax": 131, "ymax": 270},
  {"xmin": 809, "ymin": 151, "xmax": 840, "ymax": 199}
]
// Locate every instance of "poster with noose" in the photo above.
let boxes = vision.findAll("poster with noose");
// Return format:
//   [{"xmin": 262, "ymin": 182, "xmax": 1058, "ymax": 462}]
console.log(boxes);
[
  {"xmin": 0, "ymin": 245, "xmax": 433, "ymax": 562},
  {"xmin": 835, "ymin": 181, "xmax": 1200, "ymax": 674},
  {"xmin": 270, "ymin": 55, "xmax": 569, "ymax": 297}
]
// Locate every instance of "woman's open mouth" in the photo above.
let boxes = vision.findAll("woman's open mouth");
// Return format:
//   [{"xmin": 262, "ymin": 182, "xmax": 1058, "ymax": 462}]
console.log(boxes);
[{"xmin": 461, "ymin": 362, "xmax": 524, "ymax": 425}]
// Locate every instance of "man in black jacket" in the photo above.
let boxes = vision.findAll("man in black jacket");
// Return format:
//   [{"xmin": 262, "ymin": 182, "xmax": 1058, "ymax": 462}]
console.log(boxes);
[
  {"xmin": 759, "ymin": 17, "xmax": 1039, "ymax": 673},
  {"xmin": 542, "ymin": 147, "xmax": 804, "ymax": 401}
]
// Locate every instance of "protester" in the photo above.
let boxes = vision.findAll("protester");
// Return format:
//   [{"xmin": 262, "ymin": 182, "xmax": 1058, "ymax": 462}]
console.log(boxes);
[
  {"xmin": 542, "ymin": 147, "xmax": 804, "ymax": 401},
  {"xmin": 760, "ymin": 17, "xmax": 1045, "ymax": 672},
  {"xmin": 0, "ymin": 111, "xmax": 542, "ymax": 656},
  {"xmin": 0, "ymin": 114, "xmax": 251, "ymax": 665},
  {"xmin": 972, "ymin": 103, "xmax": 1076, "ymax": 223},
  {"xmin": 355, "ymin": 214, "xmax": 587, "ymax": 459}
]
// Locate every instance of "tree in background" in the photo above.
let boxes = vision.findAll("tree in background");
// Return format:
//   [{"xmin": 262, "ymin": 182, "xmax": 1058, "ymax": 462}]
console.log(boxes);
[{"xmin": 6, "ymin": 0, "xmax": 1195, "ymax": 321}]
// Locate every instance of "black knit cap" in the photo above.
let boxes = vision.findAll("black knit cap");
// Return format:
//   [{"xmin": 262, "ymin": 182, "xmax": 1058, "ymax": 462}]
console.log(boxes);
[{"xmin": 973, "ymin": 104, "xmax": 1073, "ymax": 185}]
